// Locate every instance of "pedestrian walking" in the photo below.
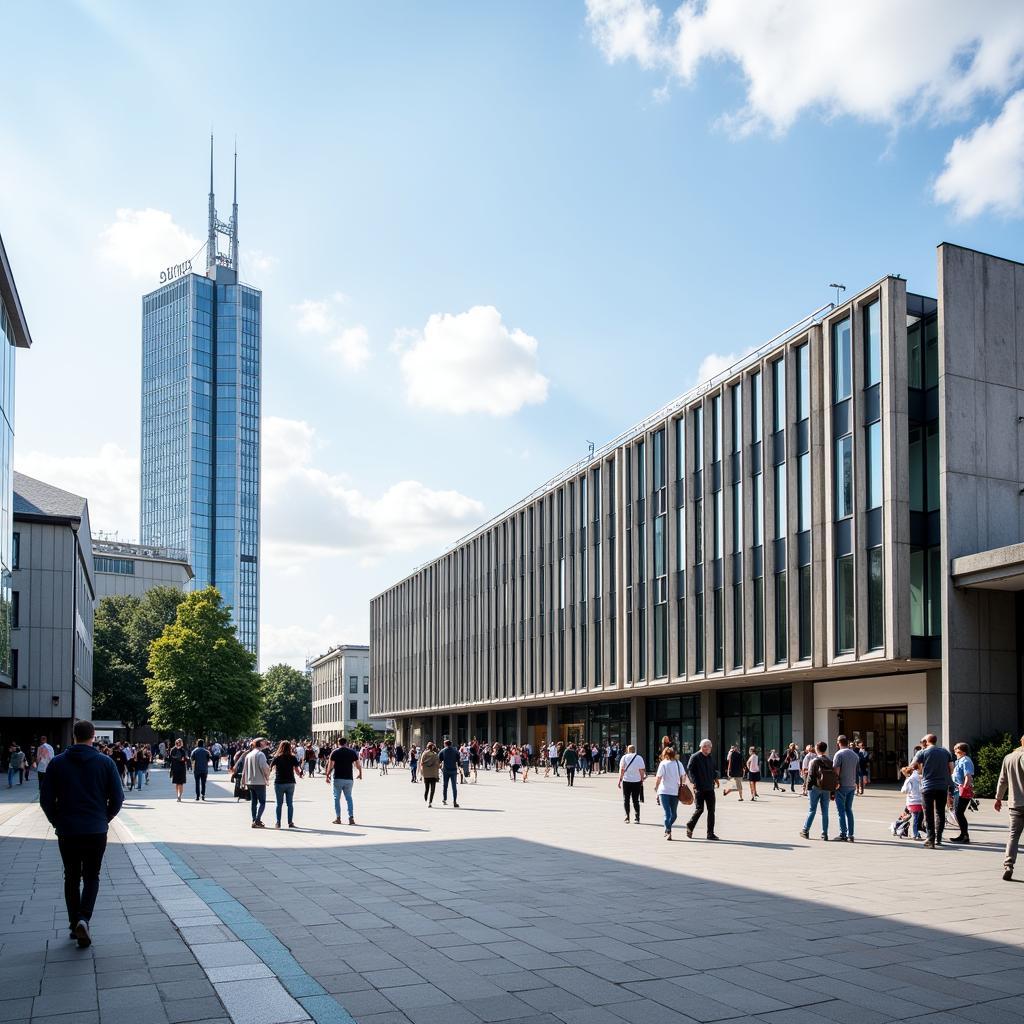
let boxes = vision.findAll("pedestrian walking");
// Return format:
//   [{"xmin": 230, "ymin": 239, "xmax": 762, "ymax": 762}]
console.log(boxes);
[
  {"xmin": 35, "ymin": 734, "xmax": 55, "ymax": 799},
  {"xmin": 784, "ymin": 743, "xmax": 802, "ymax": 792},
  {"xmin": 439, "ymin": 739, "xmax": 461, "ymax": 807},
  {"xmin": 912, "ymin": 734, "xmax": 954, "ymax": 848},
  {"xmin": 420, "ymin": 742, "xmax": 440, "ymax": 807},
  {"xmin": 210, "ymin": 740, "xmax": 223, "ymax": 772},
  {"xmin": 190, "ymin": 739, "xmax": 211, "ymax": 801},
  {"xmin": 768, "ymin": 749, "xmax": 781, "ymax": 791},
  {"xmin": 722, "ymin": 744, "xmax": 744, "ymax": 800},
  {"xmin": 684, "ymin": 739, "xmax": 720, "ymax": 840},
  {"xmin": 7, "ymin": 743, "xmax": 24, "ymax": 787},
  {"xmin": 800, "ymin": 741, "xmax": 836, "ymax": 841},
  {"xmin": 409, "ymin": 744, "xmax": 419, "ymax": 784},
  {"xmin": 134, "ymin": 745, "xmax": 149, "ymax": 791},
  {"xmin": 326, "ymin": 736, "xmax": 361, "ymax": 825},
  {"xmin": 547, "ymin": 741, "xmax": 560, "ymax": 777},
  {"xmin": 994, "ymin": 733, "xmax": 1024, "ymax": 881},
  {"xmin": 948, "ymin": 742, "xmax": 976, "ymax": 844},
  {"xmin": 561, "ymin": 743, "xmax": 580, "ymax": 786},
  {"xmin": 242, "ymin": 738, "xmax": 271, "ymax": 828},
  {"xmin": 745, "ymin": 747, "xmax": 761, "ymax": 800},
  {"xmin": 168, "ymin": 738, "xmax": 188, "ymax": 801},
  {"xmin": 832, "ymin": 734, "xmax": 860, "ymax": 842},
  {"xmin": 269, "ymin": 740, "xmax": 302, "ymax": 829},
  {"xmin": 379, "ymin": 745, "xmax": 390, "ymax": 775},
  {"xmin": 305, "ymin": 744, "xmax": 318, "ymax": 777},
  {"xmin": 39, "ymin": 720, "xmax": 124, "ymax": 949},
  {"xmin": 617, "ymin": 744, "xmax": 646, "ymax": 823},
  {"xmin": 655, "ymin": 747, "xmax": 684, "ymax": 840}
]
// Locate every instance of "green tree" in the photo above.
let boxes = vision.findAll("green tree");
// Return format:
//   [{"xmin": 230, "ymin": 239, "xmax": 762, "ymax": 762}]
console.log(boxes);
[
  {"xmin": 146, "ymin": 587, "xmax": 261, "ymax": 737},
  {"xmin": 260, "ymin": 663, "xmax": 312, "ymax": 740},
  {"xmin": 93, "ymin": 587, "xmax": 187, "ymax": 729},
  {"xmin": 348, "ymin": 721, "xmax": 378, "ymax": 746}
]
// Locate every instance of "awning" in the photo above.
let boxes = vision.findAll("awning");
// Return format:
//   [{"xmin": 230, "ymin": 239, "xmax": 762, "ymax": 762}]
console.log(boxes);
[{"xmin": 951, "ymin": 543, "xmax": 1024, "ymax": 591}]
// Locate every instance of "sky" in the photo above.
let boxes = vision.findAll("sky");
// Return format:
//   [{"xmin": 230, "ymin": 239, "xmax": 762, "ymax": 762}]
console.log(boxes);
[{"xmin": 2, "ymin": 0, "xmax": 1023, "ymax": 670}]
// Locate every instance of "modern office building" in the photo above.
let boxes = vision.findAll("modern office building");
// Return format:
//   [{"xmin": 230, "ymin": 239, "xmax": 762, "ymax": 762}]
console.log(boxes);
[
  {"xmin": 3, "ymin": 472, "xmax": 94, "ymax": 748},
  {"xmin": 92, "ymin": 538, "xmax": 193, "ymax": 600},
  {"xmin": 309, "ymin": 644, "xmax": 387, "ymax": 742},
  {"xmin": 140, "ymin": 140, "xmax": 261, "ymax": 657},
  {"xmin": 372, "ymin": 243, "xmax": 1024, "ymax": 780},
  {"xmin": 0, "ymin": 232, "xmax": 32, "ymax": 688}
]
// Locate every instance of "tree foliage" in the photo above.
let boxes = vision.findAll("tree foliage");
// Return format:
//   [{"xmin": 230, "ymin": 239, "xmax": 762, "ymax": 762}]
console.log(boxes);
[
  {"xmin": 260, "ymin": 663, "xmax": 312, "ymax": 740},
  {"xmin": 973, "ymin": 733, "xmax": 1015, "ymax": 797},
  {"xmin": 348, "ymin": 721, "xmax": 378, "ymax": 746},
  {"xmin": 146, "ymin": 587, "xmax": 261, "ymax": 738},
  {"xmin": 93, "ymin": 587, "xmax": 187, "ymax": 729}
]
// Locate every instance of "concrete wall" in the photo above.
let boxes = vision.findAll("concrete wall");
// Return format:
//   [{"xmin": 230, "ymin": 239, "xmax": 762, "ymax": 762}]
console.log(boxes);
[
  {"xmin": 938, "ymin": 244, "xmax": 1024, "ymax": 742},
  {"xmin": 94, "ymin": 556, "xmax": 191, "ymax": 599}
]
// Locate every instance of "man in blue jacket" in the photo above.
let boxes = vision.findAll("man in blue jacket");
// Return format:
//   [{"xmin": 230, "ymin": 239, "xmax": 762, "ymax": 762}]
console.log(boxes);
[{"xmin": 40, "ymin": 720, "xmax": 124, "ymax": 948}]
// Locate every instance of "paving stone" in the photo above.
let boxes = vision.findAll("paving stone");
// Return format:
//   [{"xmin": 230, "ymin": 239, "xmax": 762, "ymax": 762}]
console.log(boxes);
[{"xmin": 212, "ymin": 978, "xmax": 308, "ymax": 1024}]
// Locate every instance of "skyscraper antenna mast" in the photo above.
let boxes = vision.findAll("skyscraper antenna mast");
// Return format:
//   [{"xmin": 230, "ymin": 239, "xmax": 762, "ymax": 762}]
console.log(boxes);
[
  {"xmin": 207, "ymin": 134, "xmax": 217, "ymax": 273},
  {"xmin": 231, "ymin": 141, "xmax": 239, "ymax": 272}
]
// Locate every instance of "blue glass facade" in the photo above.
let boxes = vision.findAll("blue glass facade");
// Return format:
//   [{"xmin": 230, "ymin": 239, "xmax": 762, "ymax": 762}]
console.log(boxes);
[
  {"xmin": 140, "ymin": 271, "xmax": 261, "ymax": 656},
  {"xmin": 0, "ymin": 298, "xmax": 16, "ymax": 680}
]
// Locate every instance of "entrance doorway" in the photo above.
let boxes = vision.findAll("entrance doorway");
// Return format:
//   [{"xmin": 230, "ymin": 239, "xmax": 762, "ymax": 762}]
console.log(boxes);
[{"xmin": 836, "ymin": 707, "xmax": 908, "ymax": 783}]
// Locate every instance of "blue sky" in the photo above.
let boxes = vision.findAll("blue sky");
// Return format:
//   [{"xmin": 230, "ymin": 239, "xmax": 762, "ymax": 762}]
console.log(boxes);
[{"xmin": 3, "ymin": 1, "xmax": 1023, "ymax": 667}]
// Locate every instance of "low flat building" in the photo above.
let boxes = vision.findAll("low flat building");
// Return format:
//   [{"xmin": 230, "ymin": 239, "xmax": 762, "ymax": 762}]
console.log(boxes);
[
  {"xmin": 3, "ymin": 472, "xmax": 95, "ymax": 749},
  {"xmin": 92, "ymin": 538, "xmax": 193, "ymax": 599},
  {"xmin": 309, "ymin": 644, "xmax": 387, "ymax": 742},
  {"xmin": 372, "ymin": 243, "xmax": 1024, "ymax": 779}
]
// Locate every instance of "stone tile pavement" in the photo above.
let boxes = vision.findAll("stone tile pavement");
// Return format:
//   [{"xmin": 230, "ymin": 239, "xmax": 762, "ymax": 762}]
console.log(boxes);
[{"xmin": 1, "ymin": 762, "xmax": 1022, "ymax": 1024}]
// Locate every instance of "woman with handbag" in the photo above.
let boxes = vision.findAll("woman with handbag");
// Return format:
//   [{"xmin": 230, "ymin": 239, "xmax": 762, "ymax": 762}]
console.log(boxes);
[
  {"xmin": 168, "ymin": 738, "xmax": 188, "ymax": 802},
  {"xmin": 419, "ymin": 742, "xmax": 440, "ymax": 807},
  {"xmin": 617, "ymin": 744, "xmax": 646, "ymax": 823},
  {"xmin": 950, "ymin": 742, "xmax": 976, "ymax": 844},
  {"xmin": 655, "ymin": 747, "xmax": 684, "ymax": 840}
]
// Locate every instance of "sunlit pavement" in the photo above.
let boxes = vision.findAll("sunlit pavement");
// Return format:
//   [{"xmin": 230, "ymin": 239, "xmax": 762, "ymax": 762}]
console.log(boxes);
[{"xmin": 2, "ymin": 764, "xmax": 1022, "ymax": 1024}]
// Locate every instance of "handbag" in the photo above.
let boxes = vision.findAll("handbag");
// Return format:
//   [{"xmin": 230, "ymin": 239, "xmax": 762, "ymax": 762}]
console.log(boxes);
[{"xmin": 958, "ymin": 780, "xmax": 974, "ymax": 800}]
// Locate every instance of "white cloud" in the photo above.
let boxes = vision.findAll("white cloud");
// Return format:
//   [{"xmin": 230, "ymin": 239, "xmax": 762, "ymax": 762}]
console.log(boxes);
[
  {"xmin": 260, "ymin": 615, "xmax": 360, "ymax": 670},
  {"xmin": 329, "ymin": 325, "xmax": 371, "ymax": 370},
  {"xmin": 99, "ymin": 208, "xmax": 200, "ymax": 281},
  {"xmin": 398, "ymin": 305, "xmax": 549, "ymax": 416},
  {"xmin": 262, "ymin": 416, "xmax": 484, "ymax": 563},
  {"xmin": 292, "ymin": 299, "xmax": 333, "ymax": 334},
  {"xmin": 15, "ymin": 443, "xmax": 139, "ymax": 539},
  {"xmin": 693, "ymin": 348, "xmax": 752, "ymax": 387},
  {"xmin": 586, "ymin": 1, "xmax": 1024, "ymax": 135},
  {"xmin": 934, "ymin": 90, "xmax": 1024, "ymax": 218}
]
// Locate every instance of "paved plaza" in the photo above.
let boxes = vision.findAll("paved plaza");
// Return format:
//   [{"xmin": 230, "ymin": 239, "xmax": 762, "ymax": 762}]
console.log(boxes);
[{"xmin": 0, "ymin": 764, "xmax": 1022, "ymax": 1024}]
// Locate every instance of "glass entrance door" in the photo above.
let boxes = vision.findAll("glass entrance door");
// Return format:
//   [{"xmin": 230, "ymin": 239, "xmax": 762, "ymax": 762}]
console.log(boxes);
[{"xmin": 837, "ymin": 707, "xmax": 908, "ymax": 783}]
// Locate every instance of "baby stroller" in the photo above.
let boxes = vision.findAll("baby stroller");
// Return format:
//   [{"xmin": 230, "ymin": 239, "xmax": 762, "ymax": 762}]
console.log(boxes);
[{"xmin": 891, "ymin": 806, "xmax": 923, "ymax": 839}]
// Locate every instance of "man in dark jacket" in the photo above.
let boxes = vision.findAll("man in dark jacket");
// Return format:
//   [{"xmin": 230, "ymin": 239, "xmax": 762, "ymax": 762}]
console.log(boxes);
[
  {"xmin": 685, "ymin": 739, "xmax": 720, "ymax": 841},
  {"xmin": 438, "ymin": 739, "xmax": 461, "ymax": 807},
  {"xmin": 40, "ymin": 720, "xmax": 124, "ymax": 948}
]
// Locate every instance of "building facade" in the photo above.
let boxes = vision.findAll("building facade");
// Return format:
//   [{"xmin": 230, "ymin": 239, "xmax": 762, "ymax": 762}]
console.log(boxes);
[
  {"xmin": 140, "ymin": 142, "xmax": 261, "ymax": 656},
  {"xmin": 310, "ymin": 644, "xmax": 387, "ymax": 742},
  {"xmin": 0, "ymin": 232, "xmax": 32, "ymax": 687},
  {"xmin": 3, "ymin": 473, "xmax": 94, "ymax": 749},
  {"xmin": 372, "ymin": 243, "xmax": 1024, "ymax": 778},
  {"xmin": 92, "ymin": 538, "xmax": 193, "ymax": 600}
]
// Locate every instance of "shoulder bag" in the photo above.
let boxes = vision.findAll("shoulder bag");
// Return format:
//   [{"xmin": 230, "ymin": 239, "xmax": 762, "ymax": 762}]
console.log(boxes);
[{"xmin": 676, "ymin": 762, "xmax": 694, "ymax": 805}]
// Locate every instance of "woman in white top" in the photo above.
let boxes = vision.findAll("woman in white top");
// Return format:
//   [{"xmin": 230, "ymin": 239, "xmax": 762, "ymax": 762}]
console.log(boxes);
[
  {"xmin": 617, "ymin": 744, "xmax": 647, "ymax": 824},
  {"xmin": 655, "ymin": 747, "xmax": 684, "ymax": 840},
  {"xmin": 745, "ymin": 747, "xmax": 761, "ymax": 801}
]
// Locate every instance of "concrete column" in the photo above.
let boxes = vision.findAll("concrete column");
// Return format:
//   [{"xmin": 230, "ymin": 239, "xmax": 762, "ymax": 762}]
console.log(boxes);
[
  {"xmin": 792, "ymin": 680, "xmax": 815, "ymax": 748},
  {"xmin": 699, "ymin": 688, "xmax": 715, "ymax": 743},
  {"xmin": 546, "ymin": 703, "xmax": 557, "ymax": 748},
  {"xmin": 515, "ymin": 706, "xmax": 526, "ymax": 745},
  {"xmin": 630, "ymin": 695, "xmax": 646, "ymax": 752},
  {"xmin": 486, "ymin": 709, "xmax": 496, "ymax": 745}
]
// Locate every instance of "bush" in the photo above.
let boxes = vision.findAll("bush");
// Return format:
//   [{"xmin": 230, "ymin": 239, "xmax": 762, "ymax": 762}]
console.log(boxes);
[{"xmin": 972, "ymin": 733, "xmax": 1014, "ymax": 798}]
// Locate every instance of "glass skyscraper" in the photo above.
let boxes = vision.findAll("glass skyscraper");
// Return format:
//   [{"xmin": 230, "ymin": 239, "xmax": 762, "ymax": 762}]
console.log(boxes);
[{"xmin": 140, "ymin": 144, "xmax": 260, "ymax": 656}]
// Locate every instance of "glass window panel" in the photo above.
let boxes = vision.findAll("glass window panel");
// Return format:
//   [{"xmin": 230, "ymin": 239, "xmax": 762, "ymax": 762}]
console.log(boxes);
[
  {"xmin": 836, "ymin": 554, "xmax": 855, "ymax": 653},
  {"xmin": 675, "ymin": 417, "xmax": 685, "ymax": 481},
  {"xmin": 713, "ymin": 588, "xmax": 723, "ymax": 671},
  {"xmin": 653, "ymin": 428, "xmax": 665, "ymax": 490},
  {"xmin": 926, "ymin": 422, "xmax": 940, "ymax": 512},
  {"xmin": 772, "ymin": 358, "xmax": 786, "ymax": 432},
  {"xmin": 654, "ymin": 603, "xmax": 667, "ymax": 678},
  {"xmin": 694, "ymin": 592, "xmax": 704, "ymax": 673},
  {"xmin": 835, "ymin": 435, "xmax": 853, "ymax": 519},
  {"xmin": 868, "ymin": 547, "xmax": 884, "ymax": 649},
  {"xmin": 797, "ymin": 343, "xmax": 810, "ymax": 420},
  {"xmin": 864, "ymin": 301, "xmax": 881, "ymax": 387},
  {"xmin": 711, "ymin": 395, "xmax": 722, "ymax": 462},
  {"xmin": 731, "ymin": 383, "xmax": 742, "ymax": 453},
  {"xmin": 866, "ymin": 421, "xmax": 882, "ymax": 509},
  {"xmin": 751, "ymin": 372, "xmax": 762, "ymax": 443},
  {"xmin": 676, "ymin": 597, "xmax": 686, "ymax": 676},
  {"xmin": 798, "ymin": 564, "xmax": 811, "ymax": 659},
  {"xmin": 797, "ymin": 452, "xmax": 811, "ymax": 532},
  {"xmin": 925, "ymin": 318, "xmax": 939, "ymax": 388},
  {"xmin": 774, "ymin": 463, "xmax": 787, "ymax": 539},
  {"xmin": 832, "ymin": 317, "xmax": 852, "ymax": 400},
  {"xmin": 910, "ymin": 547, "xmax": 925, "ymax": 636},
  {"xmin": 752, "ymin": 473, "xmax": 763, "ymax": 547},
  {"xmin": 732, "ymin": 582, "xmax": 743, "ymax": 668},
  {"xmin": 927, "ymin": 545, "xmax": 942, "ymax": 637},
  {"xmin": 907, "ymin": 321, "xmax": 922, "ymax": 388},
  {"xmin": 654, "ymin": 514, "xmax": 666, "ymax": 577},
  {"xmin": 774, "ymin": 571, "xmax": 787, "ymax": 663},
  {"xmin": 693, "ymin": 407, "xmax": 703, "ymax": 469},
  {"xmin": 753, "ymin": 575, "xmax": 764, "ymax": 666},
  {"xmin": 909, "ymin": 425, "xmax": 924, "ymax": 512}
]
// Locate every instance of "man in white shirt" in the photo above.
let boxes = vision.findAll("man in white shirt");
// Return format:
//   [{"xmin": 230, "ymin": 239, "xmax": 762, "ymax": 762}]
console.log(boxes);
[
  {"xmin": 547, "ymin": 742, "xmax": 559, "ymax": 777},
  {"xmin": 210, "ymin": 741, "xmax": 223, "ymax": 772},
  {"xmin": 36, "ymin": 737, "xmax": 55, "ymax": 775}
]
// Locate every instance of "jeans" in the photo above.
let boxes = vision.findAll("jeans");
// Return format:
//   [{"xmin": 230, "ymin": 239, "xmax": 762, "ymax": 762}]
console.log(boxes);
[
  {"xmin": 549, "ymin": 757, "xmax": 559, "ymax": 776},
  {"xmin": 923, "ymin": 789, "xmax": 947, "ymax": 842},
  {"xmin": 275, "ymin": 782, "xmax": 295, "ymax": 825},
  {"xmin": 134, "ymin": 769, "xmax": 146, "ymax": 792},
  {"xmin": 194, "ymin": 771, "xmax": 208, "ymax": 799},
  {"xmin": 834, "ymin": 786, "xmax": 856, "ymax": 837},
  {"xmin": 249, "ymin": 784, "xmax": 267, "ymax": 823},
  {"xmin": 58, "ymin": 833, "xmax": 107, "ymax": 928},
  {"xmin": 424, "ymin": 778, "xmax": 437, "ymax": 803},
  {"xmin": 1005, "ymin": 808, "xmax": 1024, "ymax": 870},
  {"xmin": 410, "ymin": 761, "xmax": 418, "ymax": 782},
  {"xmin": 954, "ymin": 795, "xmax": 970, "ymax": 838},
  {"xmin": 6, "ymin": 767, "xmax": 15, "ymax": 787},
  {"xmin": 212, "ymin": 757, "xmax": 221, "ymax": 772},
  {"xmin": 622, "ymin": 781, "xmax": 642, "ymax": 817},
  {"xmin": 804, "ymin": 787, "xmax": 830, "ymax": 835},
  {"xmin": 911, "ymin": 809, "xmax": 924, "ymax": 838},
  {"xmin": 565, "ymin": 767, "xmax": 576, "ymax": 786},
  {"xmin": 660, "ymin": 794, "xmax": 679, "ymax": 833},
  {"xmin": 443, "ymin": 771, "xmax": 458, "ymax": 803},
  {"xmin": 333, "ymin": 778, "xmax": 354, "ymax": 819},
  {"xmin": 789, "ymin": 768, "xmax": 801, "ymax": 792},
  {"xmin": 686, "ymin": 788, "xmax": 716, "ymax": 836}
]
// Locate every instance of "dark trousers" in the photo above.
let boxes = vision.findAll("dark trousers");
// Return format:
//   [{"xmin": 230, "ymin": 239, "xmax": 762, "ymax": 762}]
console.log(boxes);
[
  {"xmin": 249, "ymin": 784, "xmax": 267, "ymax": 822},
  {"xmin": 923, "ymin": 789, "xmax": 947, "ymax": 841},
  {"xmin": 424, "ymin": 779, "xmax": 436, "ymax": 803},
  {"xmin": 686, "ymin": 788, "xmax": 717, "ymax": 836},
  {"xmin": 622, "ymin": 781, "xmax": 642, "ymax": 817},
  {"xmin": 58, "ymin": 833, "xmax": 107, "ymax": 928},
  {"xmin": 194, "ymin": 771, "xmax": 208, "ymax": 798},
  {"xmin": 443, "ymin": 771, "xmax": 458, "ymax": 802},
  {"xmin": 565, "ymin": 767, "xmax": 576, "ymax": 786},
  {"xmin": 954, "ymin": 795, "xmax": 970, "ymax": 838}
]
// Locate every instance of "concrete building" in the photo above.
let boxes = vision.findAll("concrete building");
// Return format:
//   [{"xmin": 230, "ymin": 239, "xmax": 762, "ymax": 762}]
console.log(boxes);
[
  {"xmin": 3, "ymin": 473, "xmax": 94, "ymax": 749},
  {"xmin": 372, "ymin": 243, "xmax": 1024, "ymax": 779},
  {"xmin": 310, "ymin": 644, "xmax": 387, "ymax": 742},
  {"xmin": 92, "ymin": 538, "xmax": 193, "ymax": 600},
  {"xmin": 0, "ymin": 232, "xmax": 33, "ymax": 689},
  {"xmin": 140, "ymin": 139, "xmax": 261, "ymax": 657}
]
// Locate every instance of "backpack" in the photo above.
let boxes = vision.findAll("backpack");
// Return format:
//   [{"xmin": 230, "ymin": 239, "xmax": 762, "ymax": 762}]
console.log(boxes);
[{"xmin": 815, "ymin": 758, "xmax": 839, "ymax": 792}]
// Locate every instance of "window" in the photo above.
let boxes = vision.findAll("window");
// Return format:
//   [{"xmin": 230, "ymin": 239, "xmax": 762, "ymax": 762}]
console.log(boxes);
[
  {"xmin": 797, "ymin": 452, "xmax": 811, "ymax": 532},
  {"xmin": 693, "ymin": 407, "xmax": 704, "ymax": 469},
  {"xmin": 676, "ymin": 597, "xmax": 686, "ymax": 675},
  {"xmin": 654, "ymin": 514, "xmax": 666, "ymax": 578},
  {"xmin": 349, "ymin": 701, "xmax": 359, "ymax": 721},
  {"xmin": 753, "ymin": 576, "xmax": 764, "ymax": 666},
  {"xmin": 653, "ymin": 428, "xmax": 665, "ymax": 491},
  {"xmin": 868, "ymin": 547, "xmax": 884, "ymax": 649},
  {"xmin": 349, "ymin": 675, "xmax": 358, "ymax": 694},
  {"xmin": 773, "ymin": 463, "xmax": 787, "ymax": 539},
  {"xmin": 866, "ymin": 421, "xmax": 882, "ymax": 509},
  {"xmin": 675, "ymin": 417, "xmax": 685, "ymax": 481},
  {"xmin": 11, "ymin": 532, "xmax": 18, "ymax": 570},
  {"xmin": 711, "ymin": 395, "xmax": 722, "ymax": 462},
  {"xmin": 797, "ymin": 564, "xmax": 811, "ymax": 659},
  {"xmin": 796, "ymin": 343, "xmax": 810, "ymax": 420},
  {"xmin": 10, "ymin": 649, "xmax": 16, "ymax": 689},
  {"xmin": 832, "ymin": 317, "xmax": 852, "ymax": 400},
  {"xmin": 694, "ymin": 496, "xmax": 703, "ymax": 563},
  {"xmin": 714, "ymin": 489, "xmax": 723, "ymax": 559},
  {"xmin": 752, "ymin": 473, "xmax": 764, "ymax": 548},
  {"xmin": 676, "ymin": 505, "xmax": 685, "ymax": 572},
  {"xmin": 11, "ymin": 591, "xmax": 18, "ymax": 629},
  {"xmin": 835, "ymin": 435, "xmax": 853, "ymax": 519},
  {"xmin": 95, "ymin": 556, "xmax": 136, "ymax": 575},
  {"xmin": 731, "ymin": 383, "xmax": 742, "ymax": 453},
  {"xmin": 836, "ymin": 554, "xmax": 855, "ymax": 653},
  {"xmin": 654, "ymin": 603, "xmax": 667, "ymax": 679},
  {"xmin": 911, "ymin": 546, "xmax": 942, "ymax": 637},
  {"xmin": 694, "ymin": 592, "xmax": 705, "ymax": 674},
  {"xmin": 751, "ymin": 371, "xmax": 762, "ymax": 443},
  {"xmin": 774, "ymin": 572, "xmax": 787, "ymax": 663},
  {"xmin": 864, "ymin": 301, "xmax": 881, "ymax": 387},
  {"xmin": 772, "ymin": 358, "xmax": 786, "ymax": 433},
  {"xmin": 732, "ymin": 583, "xmax": 743, "ymax": 669},
  {"xmin": 712, "ymin": 588, "xmax": 723, "ymax": 671},
  {"xmin": 363, "ymin": 677, "xmax": 369, "ymax": 693}
]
